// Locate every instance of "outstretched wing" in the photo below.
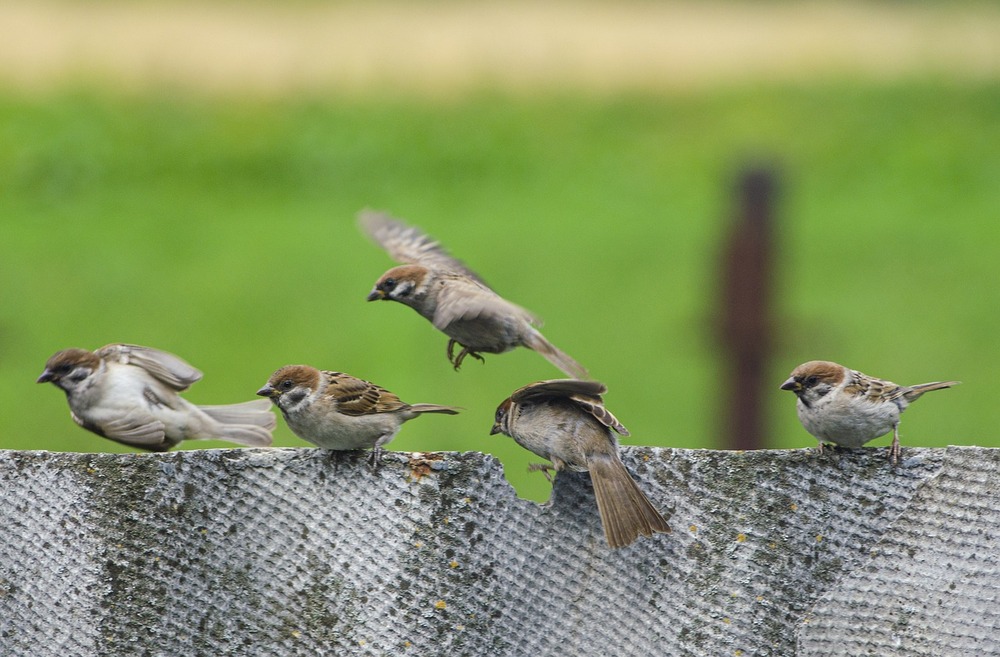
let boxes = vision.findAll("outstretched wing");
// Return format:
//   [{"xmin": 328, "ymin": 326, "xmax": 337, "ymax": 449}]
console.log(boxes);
[
  {"xmin": 72, "ymin": 408, "xmax": 170, "ymax": 451},
  {"xmin": 431, "ymin": 272, "xmax": 540, "ymax": 330},
  {"xmin": 357, "ymin": 209, "xmax": 490, "ymax": 286},
  {"xmin": 96, "ymin": 343, "xmax": 203, "ymax": 391},
  {"xmin": 511, "ymin": 379, "xmax": 629, "ymax": 436}
]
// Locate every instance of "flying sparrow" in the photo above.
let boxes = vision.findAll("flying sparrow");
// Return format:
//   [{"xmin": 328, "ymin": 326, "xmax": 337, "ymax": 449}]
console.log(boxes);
[
  {"xmin": 37, "ymin": 343, "xmax": 276, "ymax": 451},
  {"xmin": 490, "ymin": 379, "xmax": 671, "ymax": 549},
  {"xmin": 780, "ymin": 360, "xmax": 960, "ymax": 465},
  {"xmin": 256, "ymin": 364, "xmax": 460, "ymax": 467},
  {"xmin": 359, "ymin": 209, "xmax": 589, "ymax": 378}
]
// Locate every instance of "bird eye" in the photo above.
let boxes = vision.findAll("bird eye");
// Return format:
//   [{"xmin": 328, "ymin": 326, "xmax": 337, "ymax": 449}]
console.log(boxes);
[
  {"xmin": 804, "ymin": 375, "xmax": 818, "ymax": 387},
  {"xmin": 383, "ymin": 278, "xmax": 397, "ymax": 290},
  {"xmin": 280, "ymin": 380, "xmax": 294, "ymax": 390},
  {"xmin": 57, "ymin": 364, "xmax": 72, "ymax": 375}
]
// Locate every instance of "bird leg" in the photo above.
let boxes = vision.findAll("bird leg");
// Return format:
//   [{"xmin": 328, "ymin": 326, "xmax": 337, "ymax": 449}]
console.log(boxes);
[
  {"xmin": 367, "ymin": 445, "xmax": 384, "ymax": 471},
  {"xmin": 527, "ymin": 462, "xmax": 556, "ymax": 483},
  {"xmin": 888, "ymin": 424, "xmax": 901, "ymax": 467},
  {"xmin": 447, "ymin": 339, "xmax": 485, "ymax": 371}
]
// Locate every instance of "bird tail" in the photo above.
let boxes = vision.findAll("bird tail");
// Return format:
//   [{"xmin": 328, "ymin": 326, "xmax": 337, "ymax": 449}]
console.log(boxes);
[
  {"xmin": 904, "ymin": 380, "xmax": 961, "ymax": 402},
  {"xmin": 524, "ymin": 329, "xmax": 589, "ymax": 379},
  {"xmin": 410, "ymin": 404, "xmax": 461, "ymax": 415},
  {"xmin": 199, "ymin": 399, "xmax": 276, "ymax": 447},
  {"xmin": 587, "ymin": 452, "xmax": 671, "ymax": 549}
]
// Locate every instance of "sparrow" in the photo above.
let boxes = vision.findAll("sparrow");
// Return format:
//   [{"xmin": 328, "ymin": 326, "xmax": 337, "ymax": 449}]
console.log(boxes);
[
  {"xmin": 256, "ymin": 364, "xmax": 460, "ymax": 467},
  {"xmin": 490, "ymin": 379, "xmax": 671, "ymax": 549},
  {"xmin": 37, "ymin": 343, "xmax": 276, "ymax": 451},
  {"xmin": 780, "ymin": 360, "xmax": 960, "ymax": 465},
  {"xmin": 358, "ymin": 209, "xmax": 589, "ymax": 378}
]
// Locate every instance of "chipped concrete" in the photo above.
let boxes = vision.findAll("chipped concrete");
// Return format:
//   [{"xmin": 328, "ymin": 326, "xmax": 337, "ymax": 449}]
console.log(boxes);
[{"xmin": 1, "ymin": 446, "xmax": 997, "ymax": 656}]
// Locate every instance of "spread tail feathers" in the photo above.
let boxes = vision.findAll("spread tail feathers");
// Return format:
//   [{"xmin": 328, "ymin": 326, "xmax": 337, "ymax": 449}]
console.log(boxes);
[
  {"xmin": 199, "ymin": 399, "xmax": 276, "ymax": 447},
  {"xmin": 588, "ymin": 453, "xmax": 671, "ymax": 549},
  {"xmin": 524, "ymin": 330, "xmax": 589, "ymax": 379}
]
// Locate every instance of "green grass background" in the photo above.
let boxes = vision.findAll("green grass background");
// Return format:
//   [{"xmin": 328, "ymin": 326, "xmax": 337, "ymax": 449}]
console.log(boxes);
[{"xmin": 2, "ymin": 81, "xmax": 997, "ymax": 501}]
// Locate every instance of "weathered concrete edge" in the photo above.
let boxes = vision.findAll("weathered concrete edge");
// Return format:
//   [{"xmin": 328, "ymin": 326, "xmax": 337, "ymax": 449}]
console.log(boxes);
[{"xmin": 2, "ymin": 444, "xmax": 993, "ymax": 656}]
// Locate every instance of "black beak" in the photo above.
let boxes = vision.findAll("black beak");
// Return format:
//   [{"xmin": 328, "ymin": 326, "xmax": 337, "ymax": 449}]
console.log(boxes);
[
  {"xmin": 366, "ymin": 288, "xmax": 384, "ymax": 302},
  {"xmin": 489, "ymin": 424, "xmax": 502, "ymax": 436},
  {"xmin": 780, "ymin": 377, "xmax": 800, "ymax": 392},
  {"xmin": 37, "ymin": 369, "xmax": 54, "ymax": 384},
  {"xmin": 256, "ymin": 384, "xmax": 275, "ymax": 398}
]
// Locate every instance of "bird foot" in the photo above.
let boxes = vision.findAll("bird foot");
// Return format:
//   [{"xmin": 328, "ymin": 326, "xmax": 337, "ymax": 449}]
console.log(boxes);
[
  {"xmin": 447, "ymin": 339, "xmax": 484, "ymax": 371},
  {"xmin": 887, "ymin": 433, "xmax": 901, "ymax": 467},
  {"xmin": 527, "ymin": 462, "xmax": 556, "ymax": 483},
  {"xmin": 367, "ymin": 446, "xmax": 384, "ymax": 471}
]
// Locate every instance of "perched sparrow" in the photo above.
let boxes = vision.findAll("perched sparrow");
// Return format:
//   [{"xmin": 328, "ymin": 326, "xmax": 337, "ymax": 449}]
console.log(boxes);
[
  {"xmin": 256, "ymin": 364, "xmax": 460, "ymax": 466},
  {"xmin": 490, "ymin": 379, "xmax": 670, "ymax": 549},
  {"xmin": 359, "ymin": 209, "xmax": 589, "ymax": 378},
  {"xmin": 37, "ymin": 343, "xmax": 275, "ymax": 451},
  {"xmin": 780, "ymin": 360, "xmax": 960, "ymax": 465}
]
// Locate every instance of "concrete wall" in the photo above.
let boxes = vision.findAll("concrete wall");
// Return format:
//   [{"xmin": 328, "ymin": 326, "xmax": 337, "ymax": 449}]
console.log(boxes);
[{"xmin": 1, "ymin": 446, "xmax": 998, "ymax": 656}]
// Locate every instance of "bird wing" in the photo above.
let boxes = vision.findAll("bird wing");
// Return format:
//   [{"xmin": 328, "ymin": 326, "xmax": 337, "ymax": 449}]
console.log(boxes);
[
  {"xmin": 357, "ymin": 209, "xmax": 490, "ymax": 286},
  {"xmin": 73, "ymin": 409, "xmax": 170, "ymax": 450},
  {"xmin": 96, "ymin": 344, "xmax": 203, "ymax": 391},
  {"xmin": 432, "ymin": 274, "xmax": 541, "ymax": 330},
  {"xmin": 510, "ymin": 379, "xmax": 629, "ymax": 436},
  {"xmin": 322, "ymin": 371, "xmax": 408, "ymax": 415},
  {"xmin": 844, "ymin": 371, "xmax": 909, "ymax": 404},
  {"xmin": 511, "ymin": 379, "xmax": 608, "ymax": 402}
]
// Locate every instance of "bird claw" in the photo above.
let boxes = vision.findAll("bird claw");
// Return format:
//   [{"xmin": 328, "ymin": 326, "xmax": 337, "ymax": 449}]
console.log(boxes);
[
  {"xmin": 888, "ymin": 431, "xmax": 901, "ymax": 467},
  {"xmin": 527, "ymin": 462, "xmax": 556, "ymax": 483},
  {"xmin": 447, "ymin": 339, "xmax": 484, "ymax": 371}
]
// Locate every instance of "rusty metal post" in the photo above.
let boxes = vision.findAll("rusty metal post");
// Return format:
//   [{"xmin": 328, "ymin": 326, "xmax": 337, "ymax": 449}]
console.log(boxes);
[{"xmin": 717, "ymin": 165, "xmax": 778, "ymax": 451}]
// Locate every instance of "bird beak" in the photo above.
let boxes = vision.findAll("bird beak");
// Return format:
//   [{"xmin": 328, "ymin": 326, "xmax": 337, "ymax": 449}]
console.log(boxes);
[
  {"xmin": 780, "ymin": 377, "xmax": 801, "ymax": 392},
  {"xmin": 256, "ymin": 384, "xmax": 275, "ymax": 398},
  {"xmin": 489, "ymin": 423, "xmax": 502, "ymax": 436},
  {"xmin": 366, "ymin": 288, "xmax": 385, "ymax": 302},
  {"xmin": 36, "ymin": 369, "xmax": 54, "ymax": 384}
]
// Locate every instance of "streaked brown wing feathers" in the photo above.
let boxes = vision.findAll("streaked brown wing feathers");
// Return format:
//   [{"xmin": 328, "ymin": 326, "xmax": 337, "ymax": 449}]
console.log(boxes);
[
  {"xmin": 844, "ymin": 371, "xmax": 907, "ymax": 403},
  {"xmin": 323, "ymin": 371, "xmax": 407, "ymax": 415},
  {"xmin": 511, "ymin": 379, "xmax": 628, "ymax": 435}
]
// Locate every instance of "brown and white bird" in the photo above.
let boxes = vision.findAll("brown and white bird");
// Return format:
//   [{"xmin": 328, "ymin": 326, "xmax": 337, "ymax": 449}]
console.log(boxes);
[
  {"xmin": 359, "ymin": 209, "xmax": 589, "ymax": 378},
  {"xmin": 257, "ymin": 364, "xmax": 460, "ymax": 466},
  {"xmin": 37, "ymin": 343, "xmax": 275, "ymax": 451},
  {"xmin": 780, "ymin": 360, "xmax": 960, "ymax": 465},
  {"xmin": 490, "ymin": 379, "xmax": 670, "ymax": 549}
]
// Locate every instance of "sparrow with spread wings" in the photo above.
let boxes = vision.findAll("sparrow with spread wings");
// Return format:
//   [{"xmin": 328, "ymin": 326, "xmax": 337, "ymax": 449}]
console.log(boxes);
[
  {"xmin": 38, "ymin": 343, "xmax": 275, "ymax": 451},
  {"xmin": 359, "ymin": 210, "xmax": 589, "ymax": 378},
  {"xmin": 491, "ymin": 379, "xmax": 670, "ymax": 549}
]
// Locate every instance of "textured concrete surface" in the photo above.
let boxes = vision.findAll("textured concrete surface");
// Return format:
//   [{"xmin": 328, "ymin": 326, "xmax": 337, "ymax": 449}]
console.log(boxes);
[{"xmin": 1, "ymin": 446, "xmax": 998, "ymax": 656}]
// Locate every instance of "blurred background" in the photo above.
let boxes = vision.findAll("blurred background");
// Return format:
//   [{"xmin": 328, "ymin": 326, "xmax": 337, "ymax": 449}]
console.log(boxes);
[{"xmin": 2, "ymin": 1, "xmax": 997, "ymax": 501}]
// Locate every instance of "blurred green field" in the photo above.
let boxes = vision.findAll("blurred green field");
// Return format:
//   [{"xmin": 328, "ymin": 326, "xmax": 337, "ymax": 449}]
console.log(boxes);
[{"xmin": 2, "ymin": 82, "xmax": 997, "ymax": 501}]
